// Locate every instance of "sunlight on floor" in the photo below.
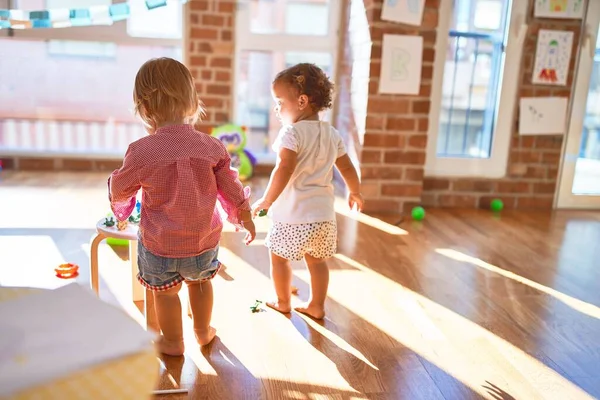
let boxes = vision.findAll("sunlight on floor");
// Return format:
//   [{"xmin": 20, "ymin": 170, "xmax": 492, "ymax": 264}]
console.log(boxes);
[
  {"xmin": 293, "ymin": 253, "xmax": 594, "ymax": 400},
  {"xmin": 0, "ymin": 236, "xmax": 67, "ymax": 289},
  {"xmin": 436, "ymin": 248, "xmax": 600, "ymax": 320},
  {"xmin": 333, "ymin": 198, "xmax": 407, "ymax": 235}
]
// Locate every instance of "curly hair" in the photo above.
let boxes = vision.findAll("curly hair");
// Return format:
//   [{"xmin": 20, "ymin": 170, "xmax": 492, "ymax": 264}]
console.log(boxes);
[{"xmin": 273, "ymin": 63, "xmax": 334, "ymax": 112}]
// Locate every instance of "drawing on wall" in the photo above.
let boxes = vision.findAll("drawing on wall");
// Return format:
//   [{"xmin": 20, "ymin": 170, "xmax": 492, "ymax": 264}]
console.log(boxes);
[
  {"xmin": 532, "ymin": 29, "xmax": 573, "ymax": 86},
  {"xmin": 381, "ymin": 0, "xmax": 424, "ymax": 26},
  {"xmin": 379, "ymin": 34, "xmax": 423, "ymax": 95},
  {"xmin": 519, "ymin": 97, "xmax": 568, "ymax": 135},
  {"xmin": 534, "ymin": 0, "xmax": 585, "ymax": 19}
]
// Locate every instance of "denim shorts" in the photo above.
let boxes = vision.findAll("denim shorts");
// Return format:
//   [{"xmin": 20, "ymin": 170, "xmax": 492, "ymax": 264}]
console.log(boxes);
[{"xmin": 137, "ymin": 241, "xmax": 221, "ymax": 291}]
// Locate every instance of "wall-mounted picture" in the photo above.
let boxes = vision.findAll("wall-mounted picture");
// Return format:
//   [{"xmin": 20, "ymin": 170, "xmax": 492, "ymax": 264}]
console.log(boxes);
[
  {"xmin": 532, "ymin": 29, "xmax": 574, "ymax": 86},
  {"xmin": 379, "ymin": 34, "xmax": 423, "ymax": 95},
  {"xmin": 381, "ymin": 0, "xmax": 424, "ymax": 26},
  {"xmin": 534, "ymin": 0, "xmax": 585, "ymax": 19}
]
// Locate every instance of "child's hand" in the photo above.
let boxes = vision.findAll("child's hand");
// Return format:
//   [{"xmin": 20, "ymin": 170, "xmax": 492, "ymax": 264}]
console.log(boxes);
[
  {"xmin": 243, "ymin": 219, "xmax": 256, "ymax": 245},
  {"xmin": 251, "ymin": 198, "xmax": 272, "ymax": 218},
  {"xmin": 348, "ymin": 192, "xmax": 364, "ymax": 212}
]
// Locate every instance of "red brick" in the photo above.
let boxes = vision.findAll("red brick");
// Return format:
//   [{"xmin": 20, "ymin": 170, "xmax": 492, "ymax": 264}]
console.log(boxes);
[
  {"xmin": 421, "ymin": 10, "xmax": 439, "ymax": 29},
  {"xmin": 384, "ymin": 151, "xmax": 426, "ymax": 165},
  {"xmin": 202, "ymin": 14, "xmax": 225, "ymax": 26},
  {"xmin": 405, "ymin": 168, "xmax": 424, "ymax": 182},
  {"xmin": 190, "ymin": 1, "xmax": 208, "ymax": 10},
  {"xmin": 221, "ymin": 30, "xmax": 232, "ymax": 41},
  {"xmin": 519, "ymin": 137, "xmax": 535, "ymax": 148},
  {"xmin": 423, "ymin": 177, "xmax": 450, "ymax": 190},
  {"xmin": 201, "ymin": 97, "xmax": 224, "ymax": 108},
  {"xmin": 508, "ymin": 163, "xmax": 528, "ymax": 177},
  {"xmin": 421, "ymin": 65, "xmax": 433, "ymax": 80},
  {"xmin": 421, "ymin": 193, "xmax": 437, "ymax": 207},
  {"xmin": 479, "ymin": 196, "xmax": 516, "ymax": 210},
  {"xmin": 215, "ymin": 112, "xmax": 229, "ymax": 122},
  {"xmin": 215, "ymin": 71, "xmax": 231, "ymax": 81},
  {"xmin": 190, "ymin": 56, "xmax": 206, "ymax": 66},
  {"xmin": 210, "ymin": 57, "xmax": 232, "ymax": 68},
  {"xmin": 547, "ymin": 167, "xmax": 559, "ymax": 180},
  {"xmin": 367, "ymin": 98, "xmax": 410, "ymax": 114},
  {"xmin": 382, "ymin": 184, "xmax": 423, "ymax": 197},
  {"xmin": 417, "ymin": 118, "xmax": 429, "ymax": 132},
  {"xmin": 363, "ymin": 199, "xmax": 402, "ymax": 214},
  {"xmin": 517, "ymin": 197, "xmax": 553, "ymax": 209},
  {"xmin": 452, "ymin": 179, "xmax": 495, "ymax": 193},
  {"xmin": 361, "ymin": 166, "xmax": 404, "ymax": 180},
  {"xmin": 218, "ymin": 2, "xmax": 235, "ymax": 13},
  {"xmin": 366, "ymin": 115, "xmax": 386, "ymax": 130},
  {"xmin": 525, "ymin": 166, "xmax": 546, "ymax": 179},
  {"xmin": 200, "ymin": 70, "xmax": 212, "ymax": 80},
  {"xmin": 512, "ymin": 150, "xmax": 542, "ymax": 163},
  {"xmin": 191, "ymin": 28, "xmax": 218, "ymax": 40},
  {"xmin": 361, "ymin": 150, "xmax": 383, "ymax": 164},
  {"xmin": 439, "ymin": 194, "xmax": 478, "ymax": 208},
  {"xmin": 0, "ymin": 158, "xmax": 15, "ymax": 169},
  {"xmin": 19, "ymin": 158, "xmax": 55, "ymax": 170},
  {"xmin": 412, "ymin": 100, "xmax": 430, "ymax": 114},
  {"xmin": 408, "ymin": 134, "xmax": 428, "ymax": 149},
  {"xmin": 533, "ymin": 182, "xmax": 556, "ymax": 194},
  {"xmin": 419, "ymin": 83, "xmax": 432, "ymax": 97},
  {"xmin": 62, "ymin": 159, "xmax": 93, "ymax": 171},
  {"xmin": 422, "ymin": 48, "xmax": 435, "ymax": 62},
  {"xmin": 535, "ymin": 136, "xmax": 563, "ymax": 149},
  {"xmin": 541, "ymin": 152, "xmax": 561, "ymax": 164},
  {"xmin": 364, "ymin": 133, "xmax": 404, "ymax": 148},
  {"xmin": 386, "ymin": 118, "xmax": 415, "ymax": 131},
  {"xmin": 361, "ymin": 182, "xmax": 380, "ymax": 197},
  {"xmin": 497, "ymin": 181, "xmax": 531, "ymax": 194}
]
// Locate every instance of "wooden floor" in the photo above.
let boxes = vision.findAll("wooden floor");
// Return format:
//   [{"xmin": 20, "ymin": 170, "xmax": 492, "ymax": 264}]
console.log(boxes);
[{"xmin": 1, "ymin": 171, "xmax": 600, "ymax": 400}]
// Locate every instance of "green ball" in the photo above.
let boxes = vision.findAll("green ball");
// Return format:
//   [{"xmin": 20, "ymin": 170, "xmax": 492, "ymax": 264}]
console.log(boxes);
[
  {"xmin": 490, "ymin": 198, "xmax": 504, "ymax": 212},
  {"xmin": 411, "ymin": 206, "xmax": 425, "ymax": 221}
]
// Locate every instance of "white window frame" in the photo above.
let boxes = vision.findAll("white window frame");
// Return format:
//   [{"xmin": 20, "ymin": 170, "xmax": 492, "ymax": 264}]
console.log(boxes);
[
  {"xmin": 233, "ymin": 0, "xmax": 342, "ymax": 163},
  {"xmin": 425, "ymin": 0, "xmax": 529, "ymax": 178}
]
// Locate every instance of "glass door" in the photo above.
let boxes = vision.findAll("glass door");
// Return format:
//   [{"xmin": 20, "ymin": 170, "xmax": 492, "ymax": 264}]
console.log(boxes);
[{"xmin": 557, "ymin": 2, "xmax": 600, "ymax": 209}]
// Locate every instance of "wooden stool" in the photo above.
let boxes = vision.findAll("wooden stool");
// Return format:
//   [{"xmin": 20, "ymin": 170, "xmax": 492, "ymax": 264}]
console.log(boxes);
[{"xmin": 89, "ymin": 219, "xmax": 191, "ymax": 332}]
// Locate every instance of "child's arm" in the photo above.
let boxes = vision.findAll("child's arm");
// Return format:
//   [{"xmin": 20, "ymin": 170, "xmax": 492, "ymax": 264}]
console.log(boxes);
[
  {"xmin": 214, "ymin": 150, "xmax": 255, "ymax": 244},
  {"xmin": 335, "ymin": 154, "xmax": 364, "ymax": 211},
  {"xmin": 108, "ymin": 145, "xmax": 141, "ymax": 221},
  {"xmin": 252, "ymin": 148, "xmax": 297, "ymax": 216}
]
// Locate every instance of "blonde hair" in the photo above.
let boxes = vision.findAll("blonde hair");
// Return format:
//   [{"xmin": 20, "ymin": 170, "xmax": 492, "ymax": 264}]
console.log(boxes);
[{"xmin": 133, "ymin": 57, "xmax": 204, "ymax": 133}]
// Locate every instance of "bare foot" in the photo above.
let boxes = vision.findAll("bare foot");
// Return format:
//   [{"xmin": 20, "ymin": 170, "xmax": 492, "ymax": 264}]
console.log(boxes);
[
  {"xmin": 194, "ymin": 326, "xmax": 217, "ymax": 346},
  {"xmin": 294, "ymin": 303, "xmax": 325, "ymax": 319},
  {"xmin": 266, "ymin": 300, "xmax": 292, "ymax": 314},
  {"xmin": 155, "ymin": 336, "xmax": 185, "ymax": 356}
]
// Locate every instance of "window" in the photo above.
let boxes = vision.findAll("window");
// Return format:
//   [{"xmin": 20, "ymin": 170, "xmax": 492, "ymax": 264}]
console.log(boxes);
[
  {"xmin": 234, "ymin": 0, "xmax": 341, "ymax": 161},
  {"xmin": 0, "ymin": 1, "xmax": 182, "ymax": 158},
  {"xmin": 426, "ymin": 0, "xmax": 528, "ymax": 177}
]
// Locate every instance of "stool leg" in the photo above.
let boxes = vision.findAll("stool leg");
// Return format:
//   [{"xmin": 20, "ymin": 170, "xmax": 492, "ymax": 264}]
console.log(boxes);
[
  {"xmin": 129, "ymin": 240, "xmax": 144, "ymax": 302},
  {"xmin": 90, "ymin": 233, "xmax": 105, "ymax": 296}
]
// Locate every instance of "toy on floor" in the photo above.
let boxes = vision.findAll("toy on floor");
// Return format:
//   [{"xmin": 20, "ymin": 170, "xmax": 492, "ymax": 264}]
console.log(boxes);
[
  {"xmin": 211, "ymin": 124, "xmax": 256, "ymax": 181},
  {"xmin": 411, "ymin": 206, "xmax": 425, "ymax": 221},
  {"xmin": 55, "ymin": 263, "xmax": 79, "ymax": 279},
  {"xmin": 490, "ymin": 198, "xmax": 504, "ymax": 212},
  {"xmin": 250, "ymin": 300, "xmax": 263, "ymax": 313}
]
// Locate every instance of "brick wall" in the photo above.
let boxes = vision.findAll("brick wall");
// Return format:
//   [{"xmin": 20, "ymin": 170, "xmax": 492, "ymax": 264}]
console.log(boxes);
[
  {"xmin": 337, "ymin": 0, "xmax": 440, "ymax": 214},
  {"xmin": 422, "ymin": 1, "xmax": 582, "ymax": 210},
  {"xmin": 186, "ymin": 0, "xmax": 236, "ymax": 134}
]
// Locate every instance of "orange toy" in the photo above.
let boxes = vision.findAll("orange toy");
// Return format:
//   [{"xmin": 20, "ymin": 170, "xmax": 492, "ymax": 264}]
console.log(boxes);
[{"xmin": 55, "ymin": 263, "xmax": 79, "ymax": 279}]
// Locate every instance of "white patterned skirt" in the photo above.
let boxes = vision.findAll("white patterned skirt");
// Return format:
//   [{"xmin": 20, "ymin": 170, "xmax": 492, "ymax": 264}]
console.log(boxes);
[{"xmin": 265, "ymin": 220, "xmax": 337, "ymax": 261}]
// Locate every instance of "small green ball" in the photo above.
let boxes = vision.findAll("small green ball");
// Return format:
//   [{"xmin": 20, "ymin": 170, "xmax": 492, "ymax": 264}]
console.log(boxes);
[
  {"xmin": 411, "ymin": 206, "xmax": 425, "ymax": 221},
  {"xmin": 490, "ymin": 198, "xmax": 504, "ymax": 212}
]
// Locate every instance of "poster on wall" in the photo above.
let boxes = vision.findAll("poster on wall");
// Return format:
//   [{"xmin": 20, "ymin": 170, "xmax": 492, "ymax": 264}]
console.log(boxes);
[
  {"xmin": 532, "ymin": 29, "xmax": 574, "ymax": 86},
  {"xmin": 379, "ymin": 34, "xmax": 423, "ymax": 95},
  {"xmin": 534, "ymin": 0, "xmax": 585, "ymax": 19},
  {"xmin": 381, "ymin": 0, "xmax": 425, "ymax": 26},
  {"xmin": 519, "ymin": 97, "xmax": 568, "ymax": 135}
]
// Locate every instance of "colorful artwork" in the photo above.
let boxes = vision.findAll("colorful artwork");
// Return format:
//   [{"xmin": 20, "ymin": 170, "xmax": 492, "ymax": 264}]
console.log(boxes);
[
  {"xmin": 211, "ymin": 124, "xmax": 256, "ymax": 181},
  {"xmin": 534, "ymin": 0, "xmax": 585, "ymax": 19},
  {"xmin": 381, "ymin": 0, "xmax": 424, "ymax": 26},
  {"xmin": 532, "ymin": 30, "xmax": 574, "ymax": 86},
  {"xmin": 379, "ymin": 34, "xmax": 423, "ymax": 95}
]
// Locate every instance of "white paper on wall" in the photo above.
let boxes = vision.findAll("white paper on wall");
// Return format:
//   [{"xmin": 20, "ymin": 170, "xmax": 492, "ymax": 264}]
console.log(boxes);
[
  {"xmin": 519, "ymin": 97, "xmax": 569, "ymax": 135},
  {"xmin": 379, "ymin": 34, "xmax": 423, "ymax": 95},
  {"xmin": 534, "ymin": 0, "xmax": 585, "ymax": 19},
  {"xmin": 381, "ymin": 0, "xmax": 425, "ymax": 26},
  {"xmin": 532, "ymin": 29, "xmax": 574, "ymax": 86}
]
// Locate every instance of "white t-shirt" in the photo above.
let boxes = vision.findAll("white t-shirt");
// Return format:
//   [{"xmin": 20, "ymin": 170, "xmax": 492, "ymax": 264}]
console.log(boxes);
[{"xmin": 269, "ymin": 120, "xmax": 346, "ymax": 224}]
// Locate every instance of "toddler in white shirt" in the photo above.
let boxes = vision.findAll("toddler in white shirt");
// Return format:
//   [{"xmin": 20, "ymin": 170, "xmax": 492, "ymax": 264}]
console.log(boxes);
[{"xmin": 252, "ymin": 63, "xmax": 364, "ymax": 319}]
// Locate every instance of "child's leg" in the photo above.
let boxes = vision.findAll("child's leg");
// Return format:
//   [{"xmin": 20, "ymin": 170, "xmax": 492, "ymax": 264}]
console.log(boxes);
[
  {"xmin": 295, "ymin": 254, "xmax": 329, "ymax": 319},
  {"xmin": 266, "ymin": 251, "xmax": 293, "ymax": 313},
  {"xmin": 186, "ymin": 280, "xmax": 216, "ymax": 346},
  {"xmin": 153, "ymin": 284, "xmax": 185, "ymax": 356}
]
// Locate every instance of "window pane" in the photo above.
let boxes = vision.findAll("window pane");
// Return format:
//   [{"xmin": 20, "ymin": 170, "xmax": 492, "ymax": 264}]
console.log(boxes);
[
  {"xmin": 128, "ymin": 0, "xmax": 182, "ymax": 39},
  {"xmin": 0, "ymin": 38, "xmax": 181, "ymax": 157},
  {"xmin": 437, "ymin": 0, "xmax": 511, "ymax": 158},
  {"xmin": 235, "ymin": 51, "xmax": 332, "ymax": 155},
  {"xmin": 250, "ymin": 0, "xmax": 329, "ymax": 36}
]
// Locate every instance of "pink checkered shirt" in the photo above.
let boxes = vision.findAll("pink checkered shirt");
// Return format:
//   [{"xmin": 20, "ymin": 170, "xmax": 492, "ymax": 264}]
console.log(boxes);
[{"xmin": 108, "ymin": 124, "xmax": 251, "ymax": 258}]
